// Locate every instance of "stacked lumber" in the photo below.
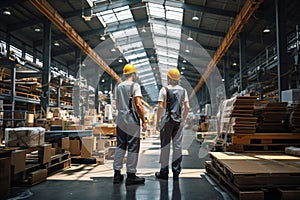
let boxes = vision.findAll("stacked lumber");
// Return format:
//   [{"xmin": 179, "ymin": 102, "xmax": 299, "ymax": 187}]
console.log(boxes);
[
  {"xmin": 218, "ymin": 96, "xmax": 257, "ymax": 135},
  {"xmin": 290, "ymin": 104, "xmax": 300, "ymax": 132},
  {"xmin": 256, "ymin": 102, "xmax": 289, "ymax": 132},
  {"xmin": 230, "ymin": 96, "xmax": 257, "ymax": 134}
]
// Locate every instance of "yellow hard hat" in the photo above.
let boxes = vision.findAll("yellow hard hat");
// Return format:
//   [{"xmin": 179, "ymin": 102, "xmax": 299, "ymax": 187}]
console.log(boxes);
[
  {"xmin": 123, "ymin": 64, "xmax": 137, "ymax": 75},
  {"xmin": 167, "ymin": 68, "xmax": 180, "ymax": 80}
]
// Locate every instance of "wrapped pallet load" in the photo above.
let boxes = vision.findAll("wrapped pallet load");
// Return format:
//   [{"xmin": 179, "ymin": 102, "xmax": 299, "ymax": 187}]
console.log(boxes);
[{"xmin": 5, "ymin": 127, "xmax": 45, "ymax": 147}]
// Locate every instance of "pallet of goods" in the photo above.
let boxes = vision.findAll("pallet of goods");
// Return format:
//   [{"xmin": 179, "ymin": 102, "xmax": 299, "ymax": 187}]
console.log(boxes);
[{"xmin": 229, "ymin": 133, "xmax": 300, "ymax": 152}]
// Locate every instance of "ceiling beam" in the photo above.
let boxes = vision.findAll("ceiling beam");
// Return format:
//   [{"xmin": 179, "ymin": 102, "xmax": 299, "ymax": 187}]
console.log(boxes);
[
  {"xmin": 29, "ymin": 0, "xmax": 122, "ymax": 83},
  {"xmin": 33, "ymin": 18, "xmax": 226, "ymax": 47},
  {"xmin": 7, "ymin": 0, "xmax": 142, "ymax": 32},
  {"xmin": 166, "ymin": 1, "xmax": 237, "ymax": 18},
  {"xmin": 190, "ymin": 0, "xmax": 264, "ymax": 98}
]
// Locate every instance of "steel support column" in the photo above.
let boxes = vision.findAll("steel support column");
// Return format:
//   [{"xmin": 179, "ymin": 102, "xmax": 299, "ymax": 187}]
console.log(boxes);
[
  {"xmin": 10, "ymin": 61, "xmax": 16, "ymax": 126},
  {"xmin": 95, "ymin": 84, "xmax": 99, "ymax": 114},
  {"xmin": 239, "ymin": 32, "xmax": 246, "ymax": 92},
  {"xmin": 275, "ymin": 0, "xmax": 289, "ymax": 101},
  {"xmin": 41, "ymin": 18, "xmax": 51, "ymax": 117},
  {"xmin": 73, "ymin": 49, "xmax": 81, "ymax": 117},
  {"xmin": 56, "ymin": 76, "xmax": 61, "ymax": 107},
  {"xmin": 224, "ymin": 56, "xmax": 230, "ymax": 98},
  {"xmin": 6, "ymin": 33, "xmax": 10, "ymax": 56}
]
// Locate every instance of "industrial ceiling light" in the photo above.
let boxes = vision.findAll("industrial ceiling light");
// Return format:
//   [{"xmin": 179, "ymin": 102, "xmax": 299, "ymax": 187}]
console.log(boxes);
[
  {"xmin": 187, "ymin": 31, "xmax": 193, "ymax": 41},
  {"xmin": 182, "ymin": 59, "xmax": 187, "ymax": 63},
  {"xmin": 53, "ymin": 41, "xmax": 60, "ymax": 46},
  {"xmin": 185, "ymin": 49, "xmax": 190, "ymax": 53},
  {"xmin": 232, "ymin": 61, "xmax": 237, "ymax": 66},
  {"xmin": 263, "ymin": 26, "xmax": 271, "ymax": 33},
  {"xmin": 3, "ymin": 8, "xmax": 11, "ymax": 16},
  {"xmin": 118, "ymin": 59, "xmax": 123, "ymax": 63},
  {"xmin": 100, "ymin": 35, "xmax": 106, "ymax": 40},
  {"xmin": 34, "ymin": 27, "xmax": 41, "ymax": 32},
  {"xmin": 192, "ymin": 11, "xmax": 199, "ymax": 21},
  {"xmin": 111, "ymin": 48, "xmax": 116, "ymax": 52}
]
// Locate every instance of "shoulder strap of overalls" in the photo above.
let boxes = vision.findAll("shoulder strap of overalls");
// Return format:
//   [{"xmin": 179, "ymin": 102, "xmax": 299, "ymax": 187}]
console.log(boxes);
[
  {"xmin": 164, "ymin": 86, "xmax": 170, "ymax": 111},
  {"xmin": 129, "ymin": 83, "xmax": 134, "ymax": 109}
]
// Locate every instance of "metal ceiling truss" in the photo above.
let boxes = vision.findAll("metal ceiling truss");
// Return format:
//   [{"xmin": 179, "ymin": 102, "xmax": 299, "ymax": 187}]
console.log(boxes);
[
  {"xmin": 29, "ymin": 0, "xmax": 122, "ymax": 83},
  {"xmin": 190, "ymin": 0, "xmax": 264, "ymax": 98}
]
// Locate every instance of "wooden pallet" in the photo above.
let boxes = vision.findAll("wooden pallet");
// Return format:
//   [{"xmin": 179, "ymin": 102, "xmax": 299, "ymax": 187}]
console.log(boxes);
[
  {"xmin": 232, "ymin": 133, "xmax": 300, "ymax": 144},
  {"xmin": 209, "ymin": 152, "xmax": 300, "ymax": 188},
  {"xmin": 206, "ymin": 161, "xmax": 264, "ymax": 200},
  {"xmin": 12, "ymin": 152, "xmax": 70, "ymax": 186},
  {"xmin": 47, "ymin": 152, "xmax": 71, "ymax": 175},
  {"xmin": 206, "ymin": 161, "xmax": 300, "ymax": 200}
]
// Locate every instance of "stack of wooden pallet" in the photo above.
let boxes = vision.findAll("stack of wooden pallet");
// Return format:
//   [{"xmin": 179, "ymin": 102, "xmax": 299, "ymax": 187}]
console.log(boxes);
[
  {"xmin": 230, "ymin": 96, "xmax": 258, "ymax": 134},
  {"xmin": 256, "ymin": 102, "xmax": 289, "ymax": 132},
  {"xmin": 290, "ymin": 104, "xmax": 300, "ymax": 132},
  {"xmin": 206, "ymin": 152, "xmax": 300, "ymax": 200}
]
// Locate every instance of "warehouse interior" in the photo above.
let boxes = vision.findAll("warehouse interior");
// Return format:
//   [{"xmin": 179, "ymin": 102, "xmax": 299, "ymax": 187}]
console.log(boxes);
[{"xmin": 0, "ymin": 0, "xmax": 300, "ymax": 199}]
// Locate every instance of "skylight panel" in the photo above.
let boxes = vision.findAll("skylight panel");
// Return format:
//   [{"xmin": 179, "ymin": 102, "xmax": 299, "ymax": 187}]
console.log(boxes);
[
  {"xmin": 165, "ymin": 6, "xmax": 183, "ymax": 23},
  {"xmin": 97, "ymin": 5, "xmax": 133, "ymax": 26}
]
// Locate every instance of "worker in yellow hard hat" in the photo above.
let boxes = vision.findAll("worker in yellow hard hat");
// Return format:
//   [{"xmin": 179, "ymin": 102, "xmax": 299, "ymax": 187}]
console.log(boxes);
[
  {"xmin": 155, "ymin": 68, "xmax": 190, "ymax": 181},
  {"xmin": 113, "ymin": 63, "xmax": 147, "ymax": 185}
]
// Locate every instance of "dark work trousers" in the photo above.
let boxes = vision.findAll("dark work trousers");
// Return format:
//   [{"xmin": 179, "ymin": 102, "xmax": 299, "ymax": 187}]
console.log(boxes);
[
  {"xmin": 114, "ymin": 126, "xmax": 140, "ymax": 173},
  {"xmin": 159, "ymin": 120, "xmax": 183, "ymax": 174}
]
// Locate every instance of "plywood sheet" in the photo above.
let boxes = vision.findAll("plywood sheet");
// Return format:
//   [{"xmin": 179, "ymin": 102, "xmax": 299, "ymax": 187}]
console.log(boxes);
[{"xmin": 209, "ymin": 152, "xmax": 300, "ymax": 175}]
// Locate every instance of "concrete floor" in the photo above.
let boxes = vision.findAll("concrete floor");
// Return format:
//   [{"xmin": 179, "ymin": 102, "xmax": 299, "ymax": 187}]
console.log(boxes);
[{"xmin": 9, "ymin": 128, "xmax": 231, "ymax": 200}]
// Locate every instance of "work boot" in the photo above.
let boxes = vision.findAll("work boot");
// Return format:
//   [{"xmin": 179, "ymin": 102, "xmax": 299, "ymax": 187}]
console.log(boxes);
[
  {"xmin": 113, "ymin": 170, "xmax": 124, "ymax": 184},
  {"xmin": 126, "ymin": 173, "xmax": 145, "ymax": 185},
  {"xmin": 155, "ymin": 171, "xmax": 168, "ymax": 180},
  {"xmin": 173, "ymin": 173, "xmax": 179, "ymax": 181}
]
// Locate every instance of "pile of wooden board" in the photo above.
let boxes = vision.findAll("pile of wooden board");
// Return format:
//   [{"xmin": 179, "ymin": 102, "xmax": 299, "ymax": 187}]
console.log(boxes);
[
  {"xmin": 290, "ymin": 104, "xmax": 300, "ymax": 132},
  {"xmin": 218, "ymin": 96, "xmax": 257, "ymax": 135},
  {"xmin": 255, "ymin": 102, "xmax": 289, "ymax": 132},
  {"xmin": 230, "ymin": 96, "xmax": 257, "ymax": 134},
  {"xmin": 206, "ymin": 152, "xmax": 300, "ymax": 200}
]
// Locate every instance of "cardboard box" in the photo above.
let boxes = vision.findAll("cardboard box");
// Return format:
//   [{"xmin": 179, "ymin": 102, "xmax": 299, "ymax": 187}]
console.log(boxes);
[
  {"xmin": 93, "ymin": 124, "xmax": 116, "ymax": 136},
  {"xmin": 69, "ymin": 124, "xmax": 84, "ymax": 130},
  {"xmin": 11, "ymin": 150, "xmax": 26, "ymax": 174},
  {"xmin": 52, "ymin": 108, "xmax": 60, "ymax": 118},
  {"xmin": 69, "ymin": 139, "xmax": 81, "ymax": 155},
  {"xmin": 51, "ymin": 119, "xmax": 65, "ymax": 130},
  {"xmin": 39, "ymin": 143, "xmax": 52, "ymax": 164},
  {"xmin": 61, "ymin": 137, "xmax": 70, "ymax": 150},
  {"xmin": 51, "ymin": 148, "xmax": 56, "ymax": 156},
  {"xmin": 0, "ymin": 157, "xmax": 11, "ymax": 199},
  {"xmin": 26, "ymin": 113, "xmax": 35, "ymax": 124},
  {"xmin": 36, "ymin": 119, "xmax": 47, "ymax": 127},
  {"xmin": 200, "ymin": 122, "xmax": 209, "ymax": 132},
  {"xmin": 81, "ymin": 136, "xmax": 95, "ymax": 158},
  {"xmin": 29, "ymin": 169, "xmax": 47, "ymax": 185}
]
